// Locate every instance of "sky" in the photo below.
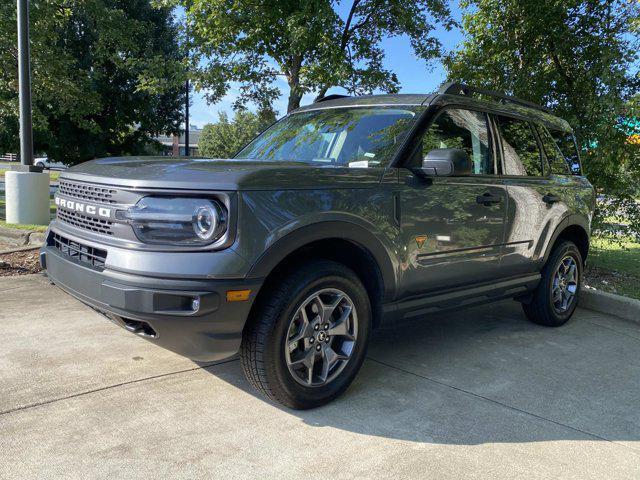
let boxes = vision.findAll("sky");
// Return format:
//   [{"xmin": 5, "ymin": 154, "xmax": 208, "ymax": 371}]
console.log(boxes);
[{"xmin": 187, "ymin": 4, "xmax": 465, "ymax": 128}]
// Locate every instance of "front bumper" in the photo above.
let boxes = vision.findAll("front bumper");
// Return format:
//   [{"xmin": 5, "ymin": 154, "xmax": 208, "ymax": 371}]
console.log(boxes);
[{"xmin": 41, "ymin": 245, "xmax": 262, "ymax": 362}]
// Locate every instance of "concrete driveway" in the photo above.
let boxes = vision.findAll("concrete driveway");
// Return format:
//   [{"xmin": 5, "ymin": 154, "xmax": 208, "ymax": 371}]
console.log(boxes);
[{"xmin": 1, "ymin": 274, "xmax": 639, "ymax": 479}]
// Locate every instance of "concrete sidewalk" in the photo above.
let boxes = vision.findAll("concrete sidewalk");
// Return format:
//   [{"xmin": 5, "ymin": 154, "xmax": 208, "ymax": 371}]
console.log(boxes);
[{"xmin": 1, "ymin": 274, "xmax": 639, "ymax": 479}]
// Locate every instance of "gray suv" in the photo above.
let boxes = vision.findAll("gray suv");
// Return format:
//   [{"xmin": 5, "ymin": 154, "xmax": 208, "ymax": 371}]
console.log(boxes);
[{"xmin": 41, "ymin": 83, "xmax": 595, "ymax": 409}]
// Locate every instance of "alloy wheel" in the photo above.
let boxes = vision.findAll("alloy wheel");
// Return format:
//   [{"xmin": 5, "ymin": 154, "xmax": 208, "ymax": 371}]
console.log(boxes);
[
  {"xmin": 284, "ymin": 288, "xmax": 358, "ymax": 387},
  {"xmin": 551, "ymin": 255, "xmax": 579, "ymax": 313}
]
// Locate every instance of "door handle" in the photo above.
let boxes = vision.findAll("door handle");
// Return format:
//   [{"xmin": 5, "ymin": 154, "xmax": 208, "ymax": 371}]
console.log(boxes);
[
  {"xmin": 476, "ymin": 192, "xmax": 502, "ymax": 206},
  {"xmin": 543, "ymin": 193, "xmax": 561, "ymax": 204}
]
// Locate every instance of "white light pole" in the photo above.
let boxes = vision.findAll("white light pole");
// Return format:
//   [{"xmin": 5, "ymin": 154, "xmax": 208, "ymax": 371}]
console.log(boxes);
[{"xmin": 5, "ymin": 0, "xmax": 50, "ymax": 226}]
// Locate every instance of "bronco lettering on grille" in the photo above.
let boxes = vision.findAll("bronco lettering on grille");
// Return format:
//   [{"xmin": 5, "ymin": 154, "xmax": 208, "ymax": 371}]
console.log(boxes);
[{"xmin": 55, "ymin": 196, "xmax": 112, "ymax": 219}]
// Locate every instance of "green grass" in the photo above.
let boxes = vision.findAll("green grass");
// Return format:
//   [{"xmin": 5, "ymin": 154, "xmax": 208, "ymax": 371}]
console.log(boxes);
[
  {"xmin": 0, "ymin": 221, "xmax": 48, "ymax": 232},
  {"xmin": 590, "ymin": 237, "xmax": 640, "ymax": 276},
  {"xmin": 586, "ymin": 236, "xmax": 640, "ymax": 300}
]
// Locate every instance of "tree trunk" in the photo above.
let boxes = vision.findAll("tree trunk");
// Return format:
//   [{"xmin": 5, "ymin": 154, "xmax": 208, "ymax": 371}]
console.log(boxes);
[
  {"xmin": 314, "ymin": 87, "xmax": 329, "ymax": 102},
  {"xmin": 287, "ymin": 90, "xmax": 303, "ymax": 112},
  {"xmin": 286, "ymin": 54, "xmax": 303, "ymax": 113}
]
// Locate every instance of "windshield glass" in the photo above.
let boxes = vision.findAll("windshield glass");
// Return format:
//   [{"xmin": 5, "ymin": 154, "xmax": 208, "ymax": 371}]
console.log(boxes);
[{"xmin": 235, "ymin": 107, "xmax": 420, "ymax": 167}]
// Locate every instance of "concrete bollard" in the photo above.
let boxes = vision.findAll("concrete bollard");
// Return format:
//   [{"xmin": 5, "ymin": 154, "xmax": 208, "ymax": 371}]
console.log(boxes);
[{"xmin": 5, "ymin": 171, "xmax": 50, "ymax": 225}]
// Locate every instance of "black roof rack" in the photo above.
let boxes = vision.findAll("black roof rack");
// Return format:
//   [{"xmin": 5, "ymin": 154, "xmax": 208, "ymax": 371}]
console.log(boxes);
[
  {"xmin": 438, "ymin": 82, "xmax": 552, "ymax": 113},
  {"xmin": 314, "ymin": 94, "xmax": 351, "ymax": 103}
]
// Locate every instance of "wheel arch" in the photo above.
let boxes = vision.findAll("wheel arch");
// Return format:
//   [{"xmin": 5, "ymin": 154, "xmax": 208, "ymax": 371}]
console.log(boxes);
[
  {"xmin": 245, "ymin": 222, "xmax": 399, "ymax": 329},
  {"xmin": 543, "ymin": 216, "xmax": 590, "ymax": 264}
]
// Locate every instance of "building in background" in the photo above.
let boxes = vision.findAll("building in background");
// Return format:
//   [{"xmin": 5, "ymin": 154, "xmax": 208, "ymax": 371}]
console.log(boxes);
[{"xmin": 154, "ymin": 128, "xmax": 202, "ymax": 156}]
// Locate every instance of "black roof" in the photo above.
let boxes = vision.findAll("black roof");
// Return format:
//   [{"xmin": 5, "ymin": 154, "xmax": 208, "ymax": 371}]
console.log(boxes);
[{"xmin": 295, "ymin": 85, "xmax": 571, "ymax": 133}]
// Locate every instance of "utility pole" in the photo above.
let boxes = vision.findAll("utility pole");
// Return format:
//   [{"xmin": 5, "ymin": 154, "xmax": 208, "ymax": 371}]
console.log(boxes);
[
  {"xmin": 6, "ymin": 0, "xmax": 49, "ymax": 225},
  {"xmin": 17, "ymin": 0, "xmax": 35, "ymax": 169},
  {"xmin": 184, "ymin": 21, "xmax": 190, "ymax": 157},
  {"xmin": 185, "ymin": 78, "xmax": 190, "ymax": 156}
]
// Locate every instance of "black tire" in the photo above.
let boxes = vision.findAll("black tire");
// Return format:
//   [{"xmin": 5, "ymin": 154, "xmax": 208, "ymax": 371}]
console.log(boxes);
[
  {"xmin": 522, "ymin": 240, "xmax": 583, "ymax": 327},
  {"xmin": 240, "ymin": 260, "xmax": 372, "ymax": 409}
]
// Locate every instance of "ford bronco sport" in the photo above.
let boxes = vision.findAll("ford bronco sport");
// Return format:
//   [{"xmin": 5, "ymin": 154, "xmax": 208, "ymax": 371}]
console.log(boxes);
[{"xmin": 41, "ymin": 83, "xmax": 595, "ymax": 409}]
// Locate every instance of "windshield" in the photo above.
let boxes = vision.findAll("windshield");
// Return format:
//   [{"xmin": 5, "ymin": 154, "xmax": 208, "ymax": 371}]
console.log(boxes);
[{"xmin": 235, "ymin": 107, "xmax": 421, "ymax": 167}]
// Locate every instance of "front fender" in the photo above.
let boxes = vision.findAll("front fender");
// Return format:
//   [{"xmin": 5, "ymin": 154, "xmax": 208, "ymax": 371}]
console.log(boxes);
[{"xmin": 243, "ymin": 219, "xmax": 400, "ymax": 301}]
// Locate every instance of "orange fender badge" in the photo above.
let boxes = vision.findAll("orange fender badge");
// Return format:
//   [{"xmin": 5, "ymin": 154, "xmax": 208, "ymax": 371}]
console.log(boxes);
[{"xmin": 415, "ymin": 235, "xmax": 427, "ymax": 249}]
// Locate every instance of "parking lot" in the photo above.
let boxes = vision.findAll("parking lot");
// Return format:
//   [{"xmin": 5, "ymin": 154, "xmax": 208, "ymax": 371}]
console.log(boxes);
[{"xmin": 1, "ymin": 273, "xmax": 639, "ymax": 479}]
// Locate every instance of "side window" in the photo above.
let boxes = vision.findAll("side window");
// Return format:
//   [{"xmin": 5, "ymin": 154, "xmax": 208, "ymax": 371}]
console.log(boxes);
[
  {"xmin": 416, "ymin": 108, "xmax": 493, "ymax": 174},
  {"xmin": 496, "ymin": 116, "xmax": 543, "ymax": 176},
  {"xmin": 549, "ymin": 130, "xmax": 582, "ymax": 175},
  {"xmin": 536, "ymin": 124, "xmax": 570, "ymax": 175}
]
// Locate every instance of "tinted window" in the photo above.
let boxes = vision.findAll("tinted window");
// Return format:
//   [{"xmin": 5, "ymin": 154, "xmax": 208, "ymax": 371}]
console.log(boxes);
[
  {"xmin": 236, "ymin": 107, "xmax": 418, "ymax": 168},
  {"xmin": 536, "ymin": 125, "xmax": 570, "ymax": 175},
  {"xmin": 550, "ymin": 130, "xmax": 582, "ymax": 175},
  {"xmin": 496, "ymin": 116, "xmax": 543, "ymax": 176},
  {"xmin": 416, "ymin": 109, "xmax": 493, "ymax": 174}
]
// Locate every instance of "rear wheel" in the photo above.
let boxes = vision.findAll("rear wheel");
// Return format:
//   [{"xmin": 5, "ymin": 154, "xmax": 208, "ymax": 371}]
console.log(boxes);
[
  {"xmin": 240, "ymin": 260, "xmax": 371, "ymax": 409},
  {"xmin": 523, "ymin": 240, "xmax": 583, "ymax": 327}
]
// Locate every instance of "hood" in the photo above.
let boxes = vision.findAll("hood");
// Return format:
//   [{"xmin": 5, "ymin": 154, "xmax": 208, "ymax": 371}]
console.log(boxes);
[{"xmin": 62, "ymin": 157, "xmax": 384, "ymax": 191}]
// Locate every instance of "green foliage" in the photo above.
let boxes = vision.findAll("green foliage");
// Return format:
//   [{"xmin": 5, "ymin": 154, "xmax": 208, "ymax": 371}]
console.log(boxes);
[
  {"xmin": 446, "ymin": 0, "xmax": 640, "ymax": 238},
  {"xmin": 0, "ymin": 0, "xmax": 186, "ymax": 165},
  {"xmin": 587, "ymin": 236, "xmax": 640, "ymax": 299},
  {"xmin": 170, "ymin": 0, "xmax": 454, "ymax": 112},
  {"xmin": 198, "ymin": 109, "xmax": 277, "ymax": 158}
]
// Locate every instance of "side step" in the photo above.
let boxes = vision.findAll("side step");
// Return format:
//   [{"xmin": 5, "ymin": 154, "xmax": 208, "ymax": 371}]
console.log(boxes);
[{"xmin": 383, "ymin": 274, "xmax": 541, "ymax": 321}]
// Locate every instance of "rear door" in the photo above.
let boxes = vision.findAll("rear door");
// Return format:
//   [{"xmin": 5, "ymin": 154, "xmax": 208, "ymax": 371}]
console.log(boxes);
[
  {"xmin": 493, "ymin": 115, "xmax": 568, "ymax": 275},
  {"xmin": 397, "ymin": 107, "xmax": 508, "ymax": 297}
]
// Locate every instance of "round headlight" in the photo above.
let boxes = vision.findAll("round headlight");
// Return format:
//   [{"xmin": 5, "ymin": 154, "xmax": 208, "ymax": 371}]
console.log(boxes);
[
  {"xmin": 122, "ymin": 197, "xmax": 228, "ymax": 246},
  {"xmin": 193, "ymin": 204, "xmax": 219, "ymax": 240}
]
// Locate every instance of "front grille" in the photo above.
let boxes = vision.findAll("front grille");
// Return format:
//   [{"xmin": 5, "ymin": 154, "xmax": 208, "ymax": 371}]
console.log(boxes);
[
  {"xmin": 51, "ymin": 233, "xmax": 107, "ymax": 269},
  {"xmin": 58, "ymin": 179, "xmax": 118, "ymax": 204},
  {"xmin": 57, "ymin": 209, "xmax": 114, "ymax": 235}
]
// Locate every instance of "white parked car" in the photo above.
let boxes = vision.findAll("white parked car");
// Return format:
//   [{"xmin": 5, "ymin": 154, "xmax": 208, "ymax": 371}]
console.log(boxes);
[{"xmin": 35, "ymin": 157, "xmax": 66, "ymax": 170}]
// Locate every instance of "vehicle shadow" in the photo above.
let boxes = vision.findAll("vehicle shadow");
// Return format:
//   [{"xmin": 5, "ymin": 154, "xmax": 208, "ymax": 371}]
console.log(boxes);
[{"xmin": 198, "ymin": 300, "xmax": 640, "ymax": 446}]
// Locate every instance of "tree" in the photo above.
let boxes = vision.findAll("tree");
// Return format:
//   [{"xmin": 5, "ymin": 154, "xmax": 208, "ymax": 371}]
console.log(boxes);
[
  {"xmin": 198, "ymin": 109, "xmax": 277, "ymax": 158},
  {"xmin": 170, "ymin": 0, "xmax": 454, "ymax": 113},
  {"xmin": 445, "ymin": 0, "xmax": 640, "ymax": 238},
  {"xmin": 0, "ymin": 0, "xmax": 186, "ymax": 165}
]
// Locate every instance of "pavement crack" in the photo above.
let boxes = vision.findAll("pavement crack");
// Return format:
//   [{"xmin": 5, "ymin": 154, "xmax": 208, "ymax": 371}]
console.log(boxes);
[
  {"xmin": 367, "ymin": 356, "xmax": 640, "ymax": 455},
  {"xmin": 0, "ymin": 358, "xmax": 238, "ymax": 417}
]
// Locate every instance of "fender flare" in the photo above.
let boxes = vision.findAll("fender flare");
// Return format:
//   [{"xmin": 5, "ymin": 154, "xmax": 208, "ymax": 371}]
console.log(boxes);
[
  {"xmin": 542, "ymin": 214, "xmax": 591, "ymax": 263},
  {"xmin": 245, "ymin": 220, "xmax": 399, "ymax": 300}
]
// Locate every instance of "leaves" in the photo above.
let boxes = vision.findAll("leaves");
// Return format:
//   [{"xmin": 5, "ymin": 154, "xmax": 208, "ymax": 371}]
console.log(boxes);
[
  {"xmin": 446, "ymin": 0, "xmax": 640, "ymax": 239},
  {"xmin": 182, "ymin": 0, "xmax": 454, "ymax": 112},
  {"xmin": 198, "ymin": 108, "xmax": 277, "ymax": 158},
  {"xmin": 0, "ymin": 0, "xmax": 187, "ymax": 165}
]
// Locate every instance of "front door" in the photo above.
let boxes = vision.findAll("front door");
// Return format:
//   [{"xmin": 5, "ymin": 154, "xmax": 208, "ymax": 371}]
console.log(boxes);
[{"xmin": 397, "ymin": 108, "xmax": 507, "ymax": 297}]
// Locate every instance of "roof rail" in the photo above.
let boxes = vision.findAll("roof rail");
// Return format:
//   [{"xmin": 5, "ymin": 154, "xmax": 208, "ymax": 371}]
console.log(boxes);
[
  {"xmin": 314, "ymin": 94, "xmax": 351, "ymax": 104},
  {"xmin": 438, "ymin": 82, "xmax": 552, "ymax": 113}
]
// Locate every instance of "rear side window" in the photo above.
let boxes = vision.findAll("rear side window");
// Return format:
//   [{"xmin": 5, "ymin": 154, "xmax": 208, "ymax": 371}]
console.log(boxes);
[
  {"xmin": 549, "ymin": 130, "xmax": 582, "ymax": 175},
  {"xmin": 417, "ymin": 108, "xmax": 493, "ymax": 174},
  {"xmin": 495, "ymin": 116, "xmax": 543, "ymax": 176},
  {"xmin": 536, "ymin": 125, "xmax": 570, "ymax": 175}
]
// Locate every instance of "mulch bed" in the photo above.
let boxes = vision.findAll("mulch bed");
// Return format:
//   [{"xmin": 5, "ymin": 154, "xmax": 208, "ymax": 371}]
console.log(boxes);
[
  {"xmin": 584, "ymin": 265, "xmax": 638, "ymax": 296},
  {"xmin": 0, "ymin": 249, "xmax": 42, "ymax": 277}
]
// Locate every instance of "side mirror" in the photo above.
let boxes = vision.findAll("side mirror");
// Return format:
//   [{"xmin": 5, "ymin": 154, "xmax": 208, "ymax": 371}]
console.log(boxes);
[{"xmin": 413, "ymin": 148, "xmax": 471, "ymax": 178}]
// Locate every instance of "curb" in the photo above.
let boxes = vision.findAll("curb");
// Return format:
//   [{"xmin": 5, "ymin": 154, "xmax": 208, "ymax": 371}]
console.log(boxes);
[
  {"xmin": 580, "ymin": 287, "xmax": 640, "ymax": 324},
  {"xmin": 0, "ymin": 226, "xmax": 45, "ymax": 247}
]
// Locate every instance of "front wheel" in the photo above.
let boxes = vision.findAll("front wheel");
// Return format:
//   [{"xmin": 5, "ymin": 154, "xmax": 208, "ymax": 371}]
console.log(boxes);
[
  {"xmin": 522, "ymin": 240, "xmax": 583, "ymax": 327},
  {"xmin": 240, "ymin": 260, "xmax": 371, "ymax": 409}
]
